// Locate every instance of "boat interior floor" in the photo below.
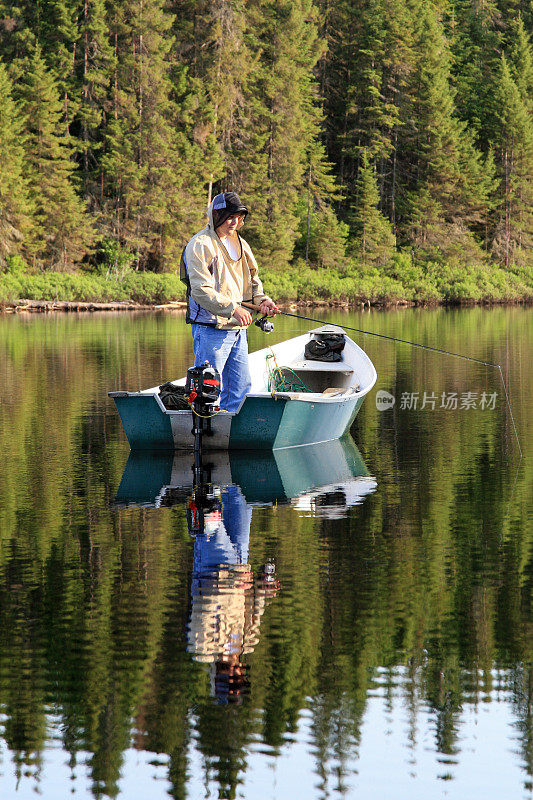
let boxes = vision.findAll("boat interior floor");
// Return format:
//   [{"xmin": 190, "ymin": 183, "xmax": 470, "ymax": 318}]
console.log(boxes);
[{"xmin": 268, "ymin": 362, "xmax": 359, "ymax": 394}]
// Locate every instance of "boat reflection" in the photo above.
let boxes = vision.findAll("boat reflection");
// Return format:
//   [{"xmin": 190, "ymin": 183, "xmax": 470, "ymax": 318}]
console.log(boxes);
[
  {"xmin": 114, "ymin": 438, "xmax": 376, "ymax": 704},
  {"xmin": 114, "ymin": 436, "xmax": 377, "ymax": 515}
]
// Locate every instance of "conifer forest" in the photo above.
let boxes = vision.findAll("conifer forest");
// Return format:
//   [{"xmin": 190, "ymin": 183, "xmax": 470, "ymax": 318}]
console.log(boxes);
[{"xmin": 0, "ymin": 1, "xmax": 532, "ymax": 303}]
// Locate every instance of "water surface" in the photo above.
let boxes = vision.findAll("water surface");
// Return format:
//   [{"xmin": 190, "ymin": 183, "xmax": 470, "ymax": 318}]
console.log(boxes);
[{"xmin": 0, "ymin": 307, "xmax": 530, "ymax": 799}]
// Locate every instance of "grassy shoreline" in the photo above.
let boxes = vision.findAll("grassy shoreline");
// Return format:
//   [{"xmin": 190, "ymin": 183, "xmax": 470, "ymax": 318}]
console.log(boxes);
[{"xmin": 1, "ymin": 261, "xmax": 532, "ymax": 311}]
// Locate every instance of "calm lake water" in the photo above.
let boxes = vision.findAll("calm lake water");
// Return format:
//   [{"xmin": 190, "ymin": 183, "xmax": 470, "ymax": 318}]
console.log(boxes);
[{"xmin": 0, "ymin": 307, "xmax": 530, "ymax": 800}]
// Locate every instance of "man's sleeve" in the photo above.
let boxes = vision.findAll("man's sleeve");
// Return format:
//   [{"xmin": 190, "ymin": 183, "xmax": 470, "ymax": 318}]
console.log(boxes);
[{"xmin": 186, "ymin": 238, "xmax": 236, "ymax": 318}]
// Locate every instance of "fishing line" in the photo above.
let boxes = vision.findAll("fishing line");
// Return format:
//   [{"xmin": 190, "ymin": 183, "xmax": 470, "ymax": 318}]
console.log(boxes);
[{"xmin": 276, "ymin": 308, "xmax": 523, "ymax": 457}]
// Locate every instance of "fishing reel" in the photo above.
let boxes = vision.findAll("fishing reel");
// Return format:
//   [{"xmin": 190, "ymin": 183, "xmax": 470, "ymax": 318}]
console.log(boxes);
[{"xmin": 254, "ymin": 314, "xmax": 274, "ymax": 334}]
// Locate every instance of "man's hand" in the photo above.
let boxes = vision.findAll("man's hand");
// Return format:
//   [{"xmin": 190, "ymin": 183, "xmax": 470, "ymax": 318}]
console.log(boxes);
[
  {"xmin": 234, "ymin": 306, "xmax": 253, "ymax": 327},
  {"xmin": 259, "ymin": 299, "xmax": 280, "ymax": 316}
]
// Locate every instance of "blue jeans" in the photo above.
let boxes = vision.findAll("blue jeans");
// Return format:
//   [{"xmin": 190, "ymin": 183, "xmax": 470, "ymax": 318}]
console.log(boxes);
[
  {"xmin": 191, "ymin": 324, "xmax": 252, "ymax": 412},
  {"xmin": 192, "ymin": 485, "xmax": 252, "ymax": 576}
]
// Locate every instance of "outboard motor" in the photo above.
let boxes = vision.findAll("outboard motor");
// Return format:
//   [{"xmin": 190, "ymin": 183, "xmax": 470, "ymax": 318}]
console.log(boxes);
[
  {"xmin": 186, "ymin": 362, "xmax": 221, "ymax": 495},
  {"xmin": 186, "ymin": 362, "xmax": 221, "ymax": 409}
]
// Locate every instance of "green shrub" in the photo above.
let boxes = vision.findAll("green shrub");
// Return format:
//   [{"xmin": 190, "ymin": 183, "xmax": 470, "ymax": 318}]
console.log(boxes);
[
  {"xmin": 121, "ymin": 272, "xmax": 185, "ymax": 303},
  {"xmin": 92, "ymin": 238, "xmax": 136, "ymax": 281},
  {"xmin": 0, "ymin": 274, "xmax": 23, "ymax": 303},
  {"xmin": 0, "ymin": 271, "xmax": 186, "ymax": 304},
  {"xmin": 1, "ymin": 257, "xmax": 531, "ymax": 309},
  {"xmin": 4, "ymin": 255, "xmax": 28, "ymax": 275}
]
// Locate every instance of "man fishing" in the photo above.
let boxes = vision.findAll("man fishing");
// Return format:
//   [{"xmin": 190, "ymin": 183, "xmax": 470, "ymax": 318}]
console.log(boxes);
[{"xmin": 182, "ymin": 191, "xmax": 279, "ymax": 412}]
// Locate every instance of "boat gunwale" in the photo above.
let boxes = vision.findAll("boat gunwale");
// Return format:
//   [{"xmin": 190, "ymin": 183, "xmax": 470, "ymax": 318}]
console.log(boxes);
[
  {"xmin": 109, "ymin": 383, "xmax": 374, "ymax": 411},
  {"xmin": 109, "ymin": 328, "xmax": 377, "ymax": 404}
]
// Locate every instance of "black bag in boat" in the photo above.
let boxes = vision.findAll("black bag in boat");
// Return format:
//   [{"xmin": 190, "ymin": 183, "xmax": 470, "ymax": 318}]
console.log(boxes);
[
  {"xmin": 159, "ymin": 382, "xmax": 190, "ymax": 410},
  {"xmin": 304, "ymin": 334, "xmax": 345, "ymax": 363}
]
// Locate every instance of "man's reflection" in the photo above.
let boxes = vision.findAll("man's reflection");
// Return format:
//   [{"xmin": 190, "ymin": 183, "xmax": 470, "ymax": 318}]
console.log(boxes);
[{"xmin": 187, "ymin": 484, "xmax": 279, "ymax": 704}]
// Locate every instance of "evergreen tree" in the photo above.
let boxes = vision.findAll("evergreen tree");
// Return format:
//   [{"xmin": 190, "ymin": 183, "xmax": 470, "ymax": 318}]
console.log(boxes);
[
  {"xmin": 17, "ymin": 46, "xmax": 94, "ymax": 270},
  {"xmin": 318, "ymin": 0, "xmax": 417, "ymax": 228},
  {"xmin": 351, "ymin": 149, "xmax": 395, "ymax": 266},
  {"xmin": 296, "ymin": 138, "xmax": 347, "ymax": 267},
  {"xmin": 242, "ymin": 0, "xmax": 338, "ymax": 268},
  {"xmin": 0, "ymin": 0, "xmax": 40, "ymax": 61},
  {"xmin": 40, "ymin": 0, "xmax": 81, "ymax": 123},
  {"xmin": 77, "ymin": 0, "xmax": 115, "ymax": 200},
  {"xmin": 507, "ymin": 15, "xmax": 533, "ymax": 111},
  {"xmin": 0, "ymin": 0, "xmax": 530, "ymax": 275},
  {"xmin": 491, "ymin": 55, "xmax": 533, "ymax": 266},
  {"xmin": 0, "ymin": 0, "xmax": 81, "ymax": 124},
  {"xmin": 402, "ymin": 2, "xmax": 494, "ymax": 260},
  {"xmin": 196, "ymin": 0, "xmax": 250, "ymax": 202},
  {"xmin": 101, "ymin": 0, "xmax": 208, "ymax": 267},
  {"xmin": 447, "ymin": 0, "xmax": 503, "ymax": 145},
  {"xmin": 0, "ymin": 60, "xmax": 33, "ymax": 267}
]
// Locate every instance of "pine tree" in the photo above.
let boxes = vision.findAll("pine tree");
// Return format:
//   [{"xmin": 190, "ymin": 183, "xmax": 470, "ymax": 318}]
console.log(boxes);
[
  {"xmin": 0, "ymin": 0, "xmax": 40, "ymax": 61},
  {"xmin": 0, "ymin": 60, "xmax": 33, "ymax": 267},
  {"xmin": 507, "ymin": 15, "xmax": 533, "ymax": 111},
  {"xmin": 101, "ymin": 0, "xmax": 209, "ymax": 267},
  {"xmin": 169, "ymin": 63, "xmax": 219, "ymax": 247},
  {"xmin": 77, "ymin": 0, "xmax": 115, "ymax": 200},
  {"xmin": 402, "ymin": 2, "xmax": 494, "ymax": 260},
  {"xmin": 201, "ymin": 0, "xmax": 250, "ymax": 202},
  {"xmin": 296, "ymin": 138, "xmax": 347, "ymax": 267},
  {"xmin": 343, "ymin": 0, "xmax": 405, "ymax": 163},
  {"xmin": 447, "ymin": 0, "xmax": 503, "ymax": 145},
  {"xmin": 40, "ymin": 0, "xmax": 81, "ymax": 123},
  {"xmin": 241, "ymin": 0, "xmax": 338, "ymax": 268},
  {"xmin": 491, "ymin": 55, "xmax": 533, "ymax": 266},
  {"xmin": 317, "ymin": 0, "xmax": 417, "ymax": 228},
  {"xmin": 171, "ymin": 0, "xmax": 256, "ymax": 205},
  {"xmin": 0, "ymin": 0, "xmax": 81, "ymax": 124},
  {"xmin": 0, "ymin": 0, "xmax": 529, "ymax": 276},
  {"xmin": 351, "ymin": 149, "xmax": 395, "ymax": 266},
  {"xmin": 17, "ymin": 46, "xmax": 94, "ymax": 270}
]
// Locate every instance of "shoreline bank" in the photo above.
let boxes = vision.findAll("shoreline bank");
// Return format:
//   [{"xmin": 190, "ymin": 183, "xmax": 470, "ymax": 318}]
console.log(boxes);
[{"xmin": 1, "ymin": 296, "xmax": 532, "ymax": 314}]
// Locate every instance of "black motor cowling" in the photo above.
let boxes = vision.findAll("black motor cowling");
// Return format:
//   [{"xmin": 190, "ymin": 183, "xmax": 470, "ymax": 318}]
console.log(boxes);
[{"xmin": 186, "ymin": 362, "xmax": 221, "ymax": 407}]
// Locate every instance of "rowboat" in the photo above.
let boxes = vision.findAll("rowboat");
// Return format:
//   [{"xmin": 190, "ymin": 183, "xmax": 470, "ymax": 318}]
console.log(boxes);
[
  {"xmin": 109, "ymin": 325, "xmax": 377, "ymax": 451},
  {"xmin": 114, "ymin": 436, "xmax": 377, "ymax": 514}
]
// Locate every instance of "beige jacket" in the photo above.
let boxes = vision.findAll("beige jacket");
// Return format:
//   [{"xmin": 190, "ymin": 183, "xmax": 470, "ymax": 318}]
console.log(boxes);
[
  {"xmin": 184, "ymin": 198, "xmax": 270, "ymax": 330},
  {"xmin": 187, "ymin": 565, "xmax": 269, "ymax": 663}
]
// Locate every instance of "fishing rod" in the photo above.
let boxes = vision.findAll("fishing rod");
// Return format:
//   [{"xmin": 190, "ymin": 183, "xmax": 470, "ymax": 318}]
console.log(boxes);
[{"xmin": 243, "ymin": 302, "xmax": 523, "ymax": 457}]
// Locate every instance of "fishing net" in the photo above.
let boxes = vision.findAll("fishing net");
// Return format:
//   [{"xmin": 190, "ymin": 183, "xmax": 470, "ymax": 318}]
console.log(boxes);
[{"xmin": 266, "ymin": 352, "xmax": 311, "ymax": 393}]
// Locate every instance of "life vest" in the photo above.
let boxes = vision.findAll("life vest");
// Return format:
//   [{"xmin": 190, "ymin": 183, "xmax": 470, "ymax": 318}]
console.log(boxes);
[{"xmin": 180, "ymin": 247, "xmax": 217, "ymax": 326}]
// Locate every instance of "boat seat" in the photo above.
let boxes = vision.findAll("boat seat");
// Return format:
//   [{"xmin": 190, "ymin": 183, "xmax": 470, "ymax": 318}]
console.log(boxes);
[{"xmin": 289, "ymin": 359, "xmax": 353, "ymax": 374}]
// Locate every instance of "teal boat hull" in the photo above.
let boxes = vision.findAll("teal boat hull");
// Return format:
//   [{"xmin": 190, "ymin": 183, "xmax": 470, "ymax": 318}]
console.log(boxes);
[
  {"xmin": 114, "ymin": 436, "xmax": 375, "ymax": 508},
  {"xmin": 110, "ymin": 391, "xmax": 365, "ymax": 451},
  {"xmin": 109, "ymin": 326, "xmax": 376, "ymax": 451}
]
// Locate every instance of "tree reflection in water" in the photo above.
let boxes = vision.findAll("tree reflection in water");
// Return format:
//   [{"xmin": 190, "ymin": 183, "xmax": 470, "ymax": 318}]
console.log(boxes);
[{"xmin": 0, "ymin": 309, "xmax": 530, "ymax": 800}]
